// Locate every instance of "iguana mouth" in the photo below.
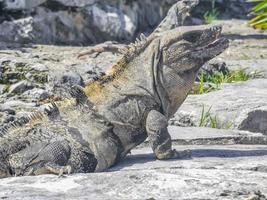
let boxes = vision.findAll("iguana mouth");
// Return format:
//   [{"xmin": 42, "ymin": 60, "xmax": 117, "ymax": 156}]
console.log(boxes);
[
  {"xmin": 196, "ymin": 25, "xmax": 222, "ymax": 46},
  {"xmin": 192, "ymin": 36, "xmax": 229, "ymax": 60}
]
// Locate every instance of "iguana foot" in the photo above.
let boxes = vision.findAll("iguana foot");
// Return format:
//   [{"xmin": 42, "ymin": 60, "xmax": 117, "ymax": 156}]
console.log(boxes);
[
  {"xmin": 24, "ymin": 163, "xmax": 72, "ymax": 177},
  {"xmin": 153, "ymin": 149, "xmax": 192, "ymax": 160},
  {"xmin": 45, "ymin": 163, "xmax": 72, "ymax": 177}
]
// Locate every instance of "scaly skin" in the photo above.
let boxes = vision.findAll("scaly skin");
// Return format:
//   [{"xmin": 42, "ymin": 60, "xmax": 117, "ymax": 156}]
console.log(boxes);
[
  {"xmin": 0, "ymin": 92, "xmax": 101, "ymax": 176},
  {"xmin": 84, "ymin": 25, "xmax": 229, "ymax": 164},
  {"xmin": 0, "ymin": 24, "xmax": 228, "ymax": 177}
]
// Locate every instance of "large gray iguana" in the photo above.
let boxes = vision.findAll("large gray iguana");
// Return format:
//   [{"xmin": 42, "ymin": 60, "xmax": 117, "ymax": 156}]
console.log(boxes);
[{"xmin": 0, "ymin": 23, "xmax": 229, "ymax": 178}]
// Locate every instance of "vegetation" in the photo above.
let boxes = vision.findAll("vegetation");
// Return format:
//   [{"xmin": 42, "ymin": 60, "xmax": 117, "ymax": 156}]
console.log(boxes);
[
  {"xmin": 190, "ymin": 69, "xmax": 262, "ymax": 95},
  {"xmin": 248, "ymin": 0, "xmax": 267, "ymax": 29},
  {"xmin": 203, "ymin": 9, "xmax": 219, "ymax": 24},
  {"xmin": 202, "ymin": 69, "xmax": 262, "ymax": 84},
  {"xmin": 190, "ymin": 73, "xmax": 218, "ymax": 95},
  {"xmin": 198, "ymin": 105, "xmax": 218, "ymax": 128},
  {"xmin": 198, "ymin": 105, "xmax": 233, "ymax": 129},
  {"xmin": 203, "ymin": 0, "xmax": 219, "ymax": 24}
]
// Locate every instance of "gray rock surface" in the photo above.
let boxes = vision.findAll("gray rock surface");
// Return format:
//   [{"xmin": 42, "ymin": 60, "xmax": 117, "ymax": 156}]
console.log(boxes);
[
  {"xmin": 173, "ymin": 79, "xmax": 267, "ymax": 134},
  {"xmin": 225, "ymin": 59, "xmax": 267, "ymax": 78},
  {"xmin": 0, "ymin": 127, "xmax": 266, "ymax": 199},
  {"xmin": 0, "ymin": 0, "xmax": 180, "ymax": 45},
  {"xmin": 0, "ymin": 143, "xmax": 266, "ymax": 200},
  {"xmin": 2, "ymin": 0, "xmax": 46, "ymax": 10},
  {"xmin": 54, "ymin": 0, "xmax": 95, "ymax": 7},
  {"xmin": 164, "ymin": 126, "xmax": 267, "ymax": 145},
  {"xmin": 21, "ymin": 88, "xmax": 49, "ymax": 101},
  {"xmin": 0, "ymin": 84, "xmax": 4, "ymax": 94}
]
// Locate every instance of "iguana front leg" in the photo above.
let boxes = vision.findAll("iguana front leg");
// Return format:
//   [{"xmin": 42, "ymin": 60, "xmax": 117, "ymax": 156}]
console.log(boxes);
[{"xmin": 146, "ymin": 110, "xmax": 191, "ymax": 160}]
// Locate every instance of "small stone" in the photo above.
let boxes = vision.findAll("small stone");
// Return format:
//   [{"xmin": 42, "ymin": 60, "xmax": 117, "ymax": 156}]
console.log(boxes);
[
  {"xmin": 0, "ymin": 107, "xmax": 16, "ymax": 115},
  {"xmin": 198, "ymin": 61, "xmax": 229, "ymax": 80},
  {"xmin": 29, "ymin": 63, "xmax": 48, "ymax": 72},
  {"xmin": 54, "ymin": 0, "xmax": 95, "ymax": 7},
  {"xmin": 53, "ymin": 71, "xmax": 84, "ymax": 87},
  {"xmin": 0, "ymin": 100, "xmax": 36, "ymax": 110},
  {"xmin": 3, "ymin": 0, "xmax": 46, "ymax": 10},
  {"xmin": 8, "ymin": 80, "xmax": 34, "ymax": 94},
  {"xmin": 0, "ymin": 64, "xmax": 3, "ymax": 81},
  {"xmin": 23, "ymin": 88, "xmax": 49, "ymax": 100},
  {"xmin": 0, "ymin": 84, "xmax": 4, "ymax": 95}
]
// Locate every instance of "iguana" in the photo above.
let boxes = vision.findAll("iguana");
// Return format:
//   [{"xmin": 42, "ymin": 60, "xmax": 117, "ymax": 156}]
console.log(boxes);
[{"xmin": 0, "ymin": 24, "xmax": 228, "ymax": 178}]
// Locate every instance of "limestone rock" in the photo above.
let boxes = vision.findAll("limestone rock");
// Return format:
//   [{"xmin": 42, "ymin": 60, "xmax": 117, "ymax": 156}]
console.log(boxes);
[
  {"xmin": 21, "ymin": 88, "xmax": 49, "ymax": 101},
  {"xmin": 236, "ymin": 106, "xmax": 267, "ymax": 135},
  {"xmin": 0, "ymin": 100, "xmax": 36, "ymax": 111},
  {"xmin": 0, "ymin": 144, "xmax": 266, "ymax": 200},
  {"xmin": 0, "ymin": 17, "xmax": 35, "ymax": 43},
  {"xmin": 165, "ymin": 126, "xmax": 267, "ymax": 145},
  {"xmin": 173, "ymin": 79, "xmax": 267, "ymax": 135},
  {"xmin": 28, "ymin": 63, "xmax": 48, "ymax": 72},
  {"xmin": 225, "ymin": 59, "xmax": 267, "ymax": 78},
  {"xmin": 54, "ymin": 0, "xmax": 95, "ymax": 7},
  {"xmin": 0, "ymin": 0, "xmax": 185, "ymax": 45},
  {"xmin": 52, "ymin": 71, "xmax": 84, "ymax": 87},
  {"xmin": 8, "ymin": 80, "xmax": 33, "ymax": 94},
  {"xmin": 0, "ymin": 84, "xmax": 4, "ymax": 95},
  {"xmin": 2, "ymin": 0, "xmax": 46, "ymax": 10}
]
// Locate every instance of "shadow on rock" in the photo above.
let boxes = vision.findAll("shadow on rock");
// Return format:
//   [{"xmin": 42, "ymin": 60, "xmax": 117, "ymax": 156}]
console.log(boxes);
[{"xmin": 109, "ymin": 148, "xmax": 267, "ymax": 171}]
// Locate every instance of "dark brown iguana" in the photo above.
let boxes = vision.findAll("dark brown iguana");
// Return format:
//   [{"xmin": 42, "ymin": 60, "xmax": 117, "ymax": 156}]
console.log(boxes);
[{"xmin": 0, "ymin": 23, "xmax": 228, "ymax": 178}]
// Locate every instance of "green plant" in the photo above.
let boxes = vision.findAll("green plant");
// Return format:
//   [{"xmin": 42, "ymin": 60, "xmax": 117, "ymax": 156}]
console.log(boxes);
[
  {"xmin": 190, "ymin": 73, "xmax": 218, "ymax": 95},
  {"xmin": 203, "ymin": 9, "xmax": 219, "ymax": 24},
  {"xmin": 248, "ymin": 0, "xmax": 267, "ymax": 29},
  {"xmin": 198, "ymin": 105, "xmax": 219, "ymax": 128},
  {"xmin": 203, "ymin": 0, "xmax": 219, "ymax": 24},
  {"xmin": 190, "ymin": 69, "xmax": 262, "ymax": 95},
  {"xmin": 204, "ymin": 69, "xmax": 262, "ymax": 84},
  {"xmin": 198, "ymin": 105, "xmax": 233, "ymax": 129}
]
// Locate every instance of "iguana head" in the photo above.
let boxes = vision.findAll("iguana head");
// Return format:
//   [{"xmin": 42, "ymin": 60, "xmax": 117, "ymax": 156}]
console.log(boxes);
[
  {"xmin": 159, "ymin": 25, "xmax": 229, "ymax": 72},
  {"xmin": 152, "ymin": 25, "xmax": 229, "ymax": 117}
]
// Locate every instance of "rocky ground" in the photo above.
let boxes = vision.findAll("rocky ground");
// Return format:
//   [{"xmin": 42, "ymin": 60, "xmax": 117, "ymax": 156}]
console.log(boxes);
[
  {"xmin": 0, "ymin": 127, "xmax": 266, "ymax": 199},
  {"xmin": 0, "ymin": 6, "xmax": 267, "ymax": 200}
]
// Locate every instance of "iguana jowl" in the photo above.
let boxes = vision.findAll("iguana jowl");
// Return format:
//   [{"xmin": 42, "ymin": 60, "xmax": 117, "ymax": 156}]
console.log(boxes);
[{"xmin": 0, "ymin": 25, "xmax": 228, "ymax": 177}]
